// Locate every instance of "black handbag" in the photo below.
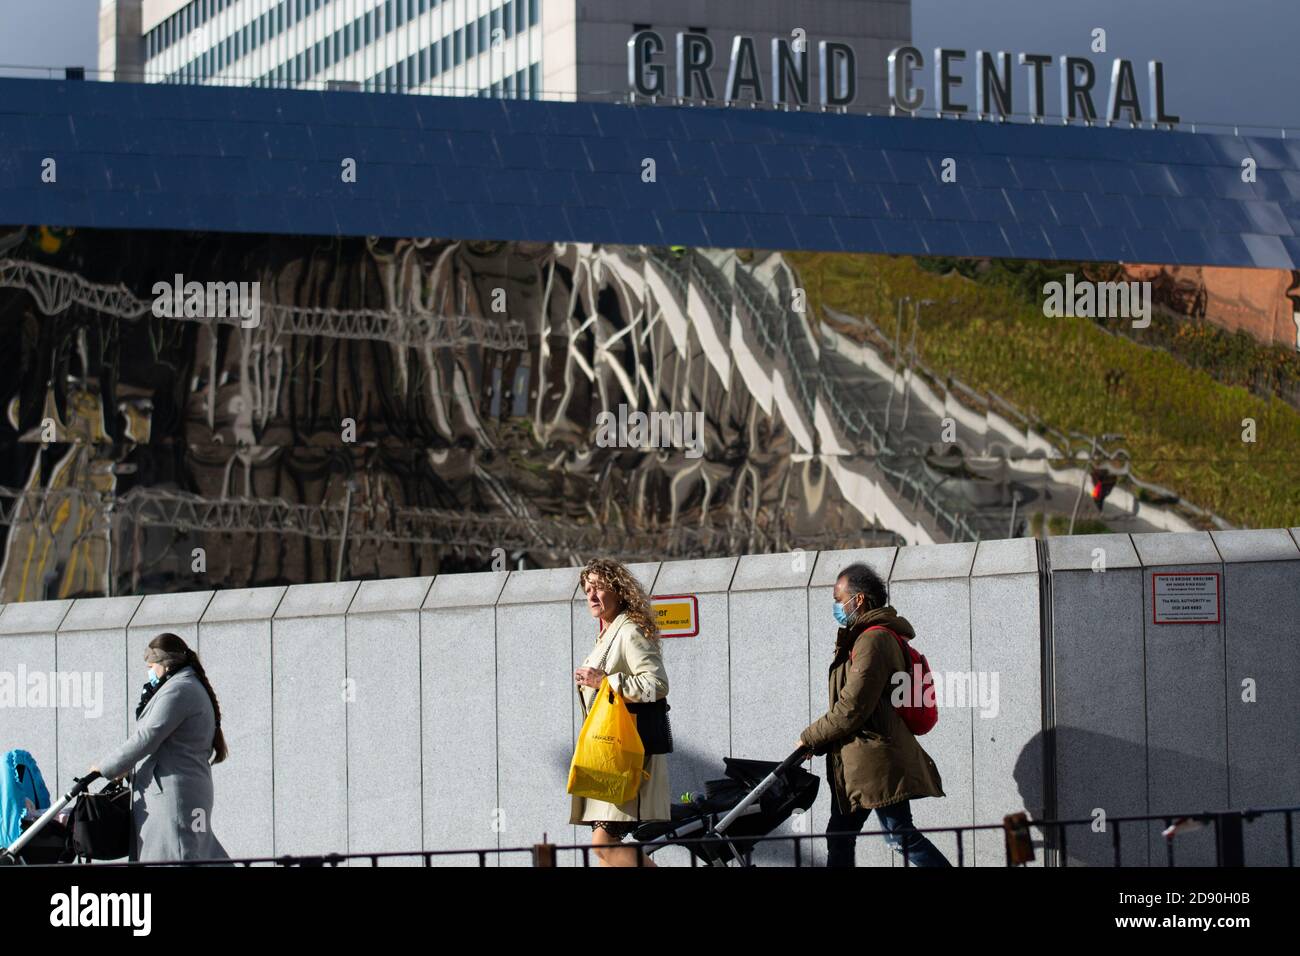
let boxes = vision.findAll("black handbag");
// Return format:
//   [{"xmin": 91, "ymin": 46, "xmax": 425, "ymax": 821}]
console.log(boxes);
[
  {"xmin": 625, "ymin": 698, "xmax": 673, "ymax": 755},
  {"xmin": 578, "ymin": 625, "xmax": 674, "ymax": 755},
  {"xmin": 72, "ymin": 778, "xmax": 132, "ymax": 861}
]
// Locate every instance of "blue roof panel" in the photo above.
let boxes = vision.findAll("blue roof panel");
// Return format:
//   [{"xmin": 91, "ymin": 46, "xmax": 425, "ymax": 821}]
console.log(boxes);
[
  {"xmin": 1241, "ymin": 232, "xmax": 1294, "ymax": 268},
  {"xmin": 836, "ymin": 181, "xmax": 890, "ymax": 219},
  {"xmin": 788, "ymin": 215, "xmax": 842, "ymax": 251},
  {"xmin": 1045, "ymin": 190, "xmax": 1100, "ymax": 228},
  {"xmin": 916, "ymin": 219, "xmax": 969, "ymax": 257},
  {"xmin": 878, "ymin": 182, "xmax": 933, "ymax": 220},
  {"xmin": 1, "ymin": 77, "xmax": 1294, "ymax": 269},
  {"xmin": 871, "ymin": 218, "xmax": 929, "ymax": 255},
  {"xmin": 957, "ymin": 221, "xmax": 1012, "ymax": 258},
  {"xmin": 832, "ymin": 217, "xmax": 885, "ymax": 253}
]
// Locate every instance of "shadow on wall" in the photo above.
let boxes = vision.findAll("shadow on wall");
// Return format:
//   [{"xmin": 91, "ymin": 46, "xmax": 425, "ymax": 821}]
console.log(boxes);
[{"xmin": 1014, "ymin": 727, "xmax": 1229, "ymax": 866}]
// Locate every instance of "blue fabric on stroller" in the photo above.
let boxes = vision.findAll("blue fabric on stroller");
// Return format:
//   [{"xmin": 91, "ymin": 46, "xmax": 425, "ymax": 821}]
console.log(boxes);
[{"xmin": 1, "ymin": 750, "xmax": 51, "ymax": 846}]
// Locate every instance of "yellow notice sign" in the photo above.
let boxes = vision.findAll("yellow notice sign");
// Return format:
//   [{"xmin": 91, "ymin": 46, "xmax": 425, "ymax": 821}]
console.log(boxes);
[{"xmin": 651, "ymin": 594, "xmax": 698, "ymax": 637}]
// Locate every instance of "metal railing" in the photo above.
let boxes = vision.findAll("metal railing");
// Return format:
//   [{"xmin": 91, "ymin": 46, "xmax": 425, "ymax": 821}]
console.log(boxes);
[{"xmin": 15, "ymin": 805, "xmax": 1294, "ymax": 868}]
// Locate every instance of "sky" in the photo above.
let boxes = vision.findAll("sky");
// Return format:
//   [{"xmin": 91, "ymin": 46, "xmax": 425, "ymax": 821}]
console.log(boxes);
[
  {"xmin": 0, "ymin": 0, "xmax": 1297, "ymax": 131},
  {"xmin": 911, "ymin": 0, "xmax": 1300, "ymax": 132},
  {"xmin": 0, "ymin": 0, "xmax": 100, "ymax": 80}
]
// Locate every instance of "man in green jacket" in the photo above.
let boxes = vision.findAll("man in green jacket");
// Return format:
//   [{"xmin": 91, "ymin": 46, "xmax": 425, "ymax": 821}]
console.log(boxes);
[{"xmin": 799, "ymin": 563, "xmax": 951, "ymax": 867}]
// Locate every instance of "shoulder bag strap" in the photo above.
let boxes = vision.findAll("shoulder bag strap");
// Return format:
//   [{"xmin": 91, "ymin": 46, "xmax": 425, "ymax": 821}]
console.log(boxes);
[
  {"xmin": 576, "ymin": 621, "xmax": 620, "ymax": 719},
  {"xmin": 861, "ymin": 625, "xmax": 912, "ymax": 676}
]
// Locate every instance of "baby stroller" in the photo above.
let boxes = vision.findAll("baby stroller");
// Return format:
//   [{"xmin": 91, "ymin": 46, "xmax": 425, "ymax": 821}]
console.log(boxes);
[
  {"xmin": 631, "ymin": 747, "xmax": 819, "ymax": 866},
  {"xmin": 0, "ymin": 759, "xmax": 129, "ymax": 866}
]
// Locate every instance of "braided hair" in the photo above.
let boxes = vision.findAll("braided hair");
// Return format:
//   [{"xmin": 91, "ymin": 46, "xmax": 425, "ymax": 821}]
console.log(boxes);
[{"xmin": 147, "ymin": 633, "xmax": 229, "ymax": 765}]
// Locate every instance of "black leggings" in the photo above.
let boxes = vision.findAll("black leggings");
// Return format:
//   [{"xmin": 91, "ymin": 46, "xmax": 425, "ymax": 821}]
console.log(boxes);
[{"xmin": 589, "ymin": 821, "xmax": 638, "ymax": 839}]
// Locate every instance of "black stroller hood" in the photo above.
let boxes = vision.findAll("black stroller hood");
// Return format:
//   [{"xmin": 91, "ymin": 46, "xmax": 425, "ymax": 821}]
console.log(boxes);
[
  {"xmin": 720, "ymin": 757, "xmax": 819, "ymax": 816},
  {"xmin": 633, "ymin": 754, "xmax": 820, "ymax": 865}
]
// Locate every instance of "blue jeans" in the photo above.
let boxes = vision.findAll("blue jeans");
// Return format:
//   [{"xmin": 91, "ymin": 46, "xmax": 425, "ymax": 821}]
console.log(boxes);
[{"xmin": 826, "ymin": 799, "xmax": 952, "ymax": 867}]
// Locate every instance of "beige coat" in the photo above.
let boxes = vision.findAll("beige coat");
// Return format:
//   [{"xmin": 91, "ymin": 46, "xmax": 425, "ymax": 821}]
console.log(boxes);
[{"xmin": 569, "ymin": 611, "xmax": 672, "ymax": 825}]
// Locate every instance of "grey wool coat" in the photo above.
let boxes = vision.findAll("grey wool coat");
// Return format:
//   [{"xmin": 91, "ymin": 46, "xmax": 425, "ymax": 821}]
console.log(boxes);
[
  {"xmin": 98, "ymin": 667, "xmax": 229, "ymax": 862},
  {"xmin": 570, "ymin": 611, "xmax": 672, "ymax": 826}
]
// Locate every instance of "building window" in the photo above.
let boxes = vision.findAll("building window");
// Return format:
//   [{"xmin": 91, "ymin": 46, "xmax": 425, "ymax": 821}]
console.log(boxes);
[{"xmin": 529, "ymin": 0, "xmax": 538, "ymax": 27}]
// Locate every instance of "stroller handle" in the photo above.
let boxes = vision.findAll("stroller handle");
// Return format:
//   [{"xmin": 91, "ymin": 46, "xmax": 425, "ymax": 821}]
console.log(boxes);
[
  {"xmin": 776, "ymin": 746, "xmax": 810, "ymax": 774},
  {"xmin": 69, "ymin": 771, "xmax": 102, "ymax": 798},
  {"xmin": 710, "ymin": 746, "xmax": 812, "ymax": 840}
]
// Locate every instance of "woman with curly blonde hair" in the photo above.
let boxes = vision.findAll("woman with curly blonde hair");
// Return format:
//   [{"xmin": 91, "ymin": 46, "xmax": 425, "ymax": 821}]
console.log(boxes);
[{"xmin": 570, "ymin": 558, "xmax": 671, "ymax": 867}]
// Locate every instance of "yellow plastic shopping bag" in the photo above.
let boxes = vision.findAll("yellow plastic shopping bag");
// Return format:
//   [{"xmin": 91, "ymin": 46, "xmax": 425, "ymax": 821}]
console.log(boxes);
[{"xmin": 567, "ymin": 677, "xmax": 649, "ymax": 805}]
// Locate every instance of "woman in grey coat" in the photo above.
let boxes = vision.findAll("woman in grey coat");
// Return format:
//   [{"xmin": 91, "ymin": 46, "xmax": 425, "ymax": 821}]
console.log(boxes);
[{"xmin": 91, "ymin": 633, "xmax": 229, "ymax": 862}]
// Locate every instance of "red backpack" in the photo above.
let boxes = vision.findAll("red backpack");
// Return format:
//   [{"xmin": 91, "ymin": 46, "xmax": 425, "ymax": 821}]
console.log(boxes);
[{"xmin": 851, "ymin": 625, "xmax": 939, "ymax": 736}]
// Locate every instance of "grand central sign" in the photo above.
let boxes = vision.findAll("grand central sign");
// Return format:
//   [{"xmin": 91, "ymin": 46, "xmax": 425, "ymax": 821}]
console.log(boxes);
[{"xmin": 627, "ymin": 31, "xmax": 1178, "ymax": 125}]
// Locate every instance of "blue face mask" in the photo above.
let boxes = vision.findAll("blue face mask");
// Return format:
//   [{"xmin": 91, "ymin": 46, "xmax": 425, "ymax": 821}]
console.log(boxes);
[
  {"xmin": 147, "ymin": 668, "xmax": 161, "ymax": 687},
  {"xmin": 832, "ymin": 599, "xmax": 853, "ymax": 626}
]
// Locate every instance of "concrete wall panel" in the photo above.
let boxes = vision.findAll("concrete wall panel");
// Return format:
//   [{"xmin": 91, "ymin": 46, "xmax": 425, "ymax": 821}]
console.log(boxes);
[
  {"xmin": 649, "ymin": 557, "xmax": 736, "ymax": 867},
  {"xmin": 42, "ymin": 598, "xmax": 128, "ymax": 808},
  {"xmin": 0, "ymin": 599, "xmax": 76, "ymax": 798},
  {"xmin": 346, "ymin": 577, "xmax": 431, "ymax": 865},
  {"xmin": 198, "ymin": 586, "xmax": 283, "ymax": 861},
  {"xmin": 497, "ymin": 568, "xmax": 580, "ymax": 864},
  {"xmin": 420, "ymin": 602, "xmax": 499, "ymax": 865},
  {"xmin": 1133, "ymin": 532, "xmax": 1226, "ymax": 867},
  {"xmin": 1212, "ymin": 530, "xmax": 1300, "ymax": 865},
  {"xmin": 271, "ymin": 581, "xmax": 357, "ymax": 856},
  {"xmin": 729, "ymin": 552, "xmax": 814, "ymax": 864},
  {"xmin": 1048, "ymin": 534, "xmax": 1147, "ymax": 866},
  {"xmin": 971, "ymin": 538, "xmax": 1042, "ymax": 867},
  {"xmin": 889, "ymin": 542, "xmax": 976, "ymax": 865}
]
